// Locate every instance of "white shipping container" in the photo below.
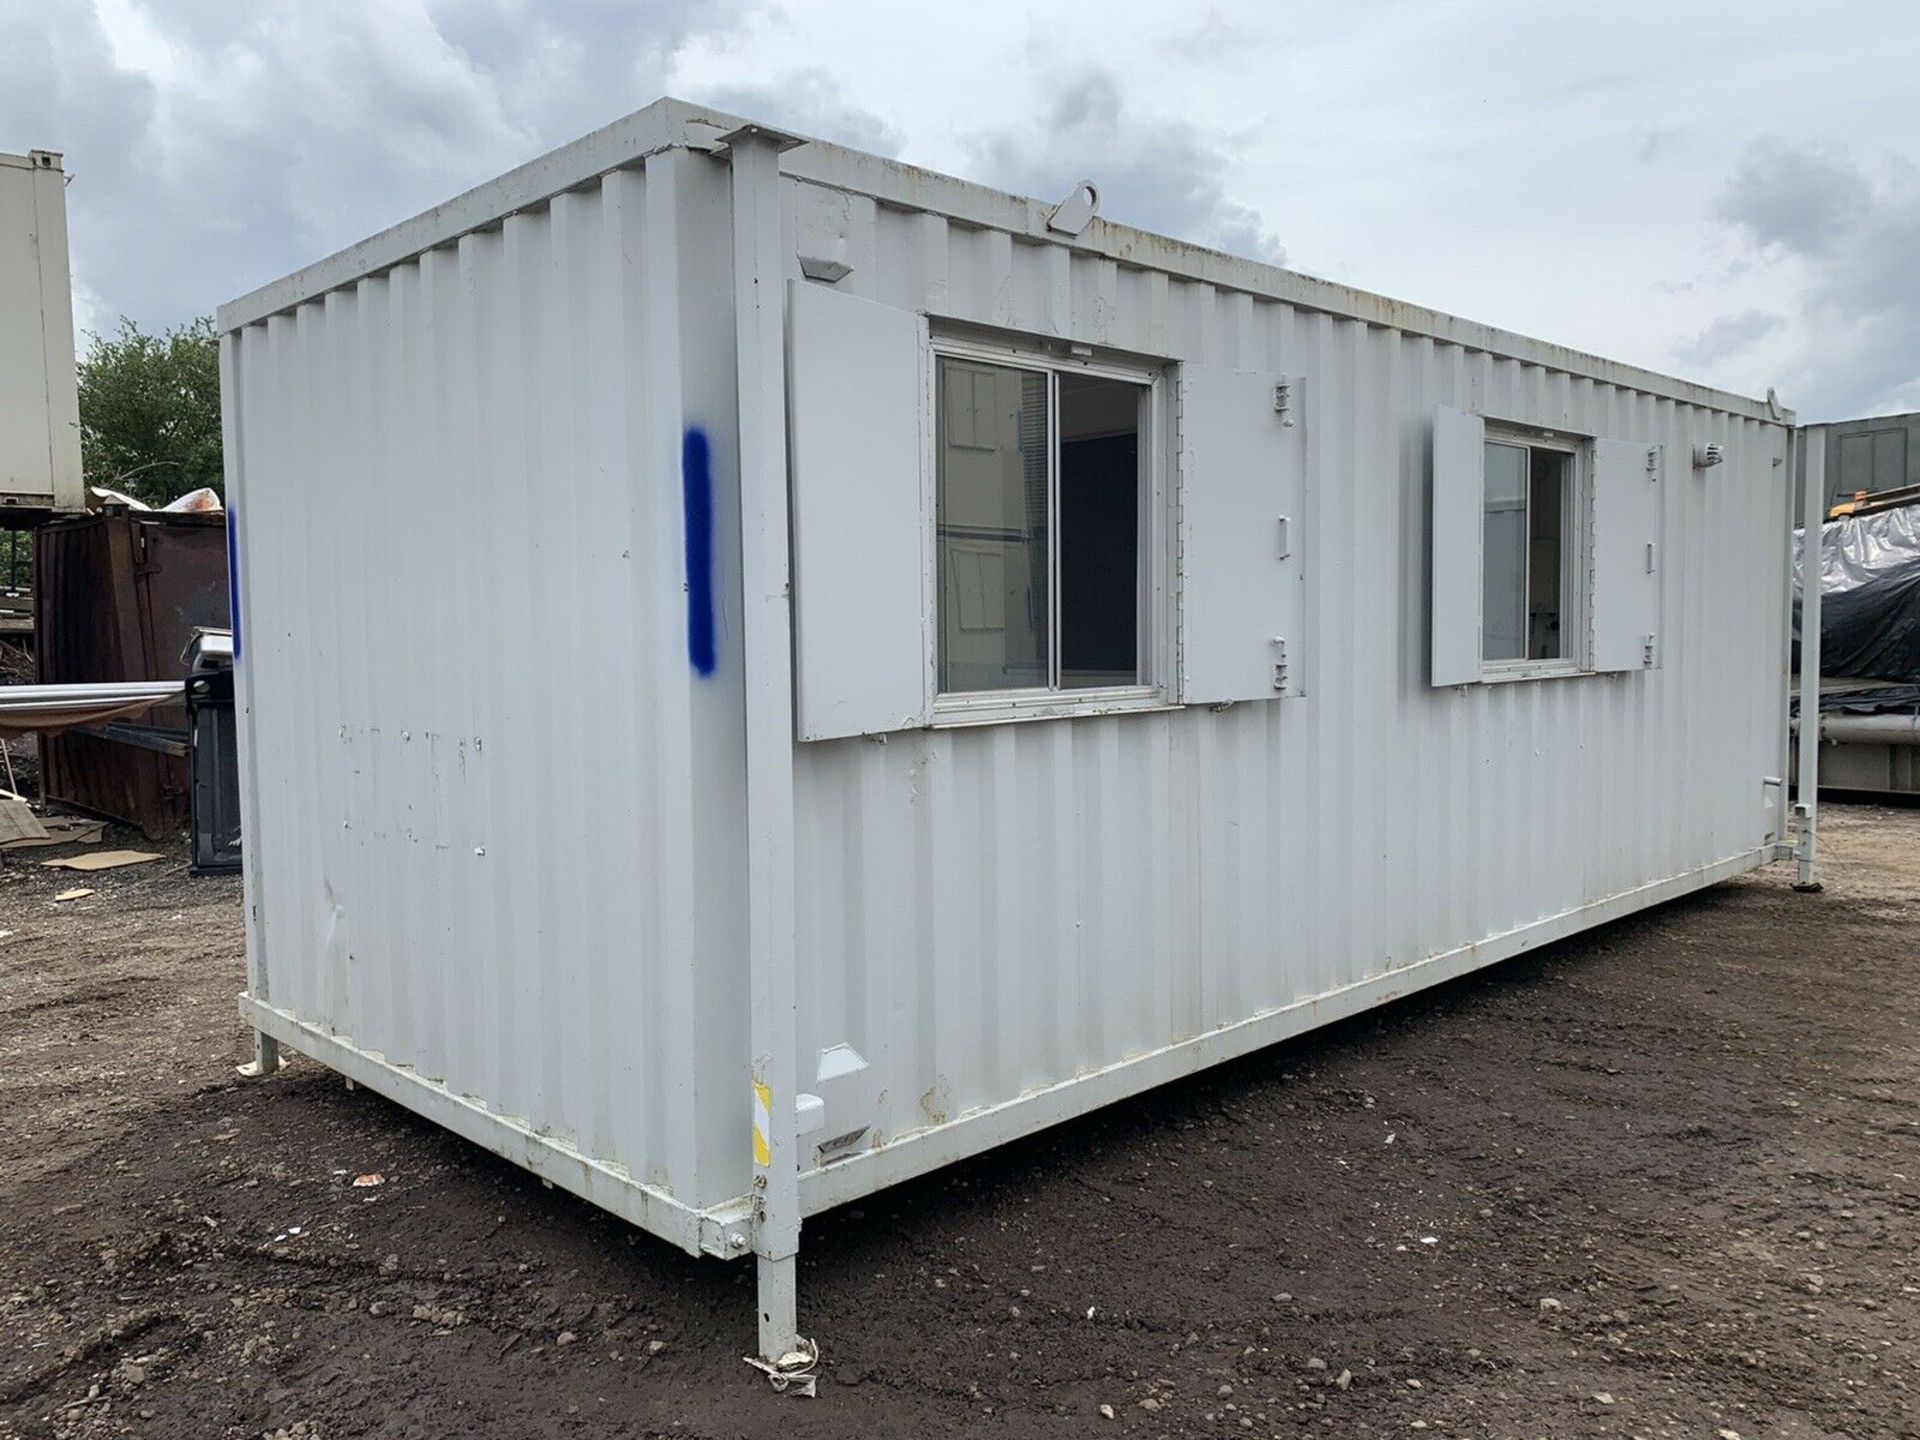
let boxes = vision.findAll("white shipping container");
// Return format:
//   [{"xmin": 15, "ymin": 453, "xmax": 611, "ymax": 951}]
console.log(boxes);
[
  {"xmin": 219, "ymin": 99, "xmax": 1805, "ymax": 1368},
  {"xmin": 0, "ymin": 148, "xmax": 83, "ymax": 517}
]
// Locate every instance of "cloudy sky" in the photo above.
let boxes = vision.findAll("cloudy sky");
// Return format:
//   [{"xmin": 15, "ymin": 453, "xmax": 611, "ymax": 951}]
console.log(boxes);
[{"xmin": 4, "ymin": 0, "xmax": 1916, "ymax": 420}]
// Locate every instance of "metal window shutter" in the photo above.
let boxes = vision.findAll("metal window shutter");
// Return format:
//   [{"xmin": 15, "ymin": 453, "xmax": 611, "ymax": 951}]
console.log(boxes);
[
  {"xmin": 1176, "ymin": 366, "xmax": 1308, "ymax": 704},
  {"xmin": 1430, "ymin": 404, "xmax": 1484, "ymax": 687},
  {"xmin": 787, "ymin": 280, "xmax": 932, "ymax": 740},
  {"xmin": 1591, "ymin": 438, "xmax": 1663, "ymax": 672}
]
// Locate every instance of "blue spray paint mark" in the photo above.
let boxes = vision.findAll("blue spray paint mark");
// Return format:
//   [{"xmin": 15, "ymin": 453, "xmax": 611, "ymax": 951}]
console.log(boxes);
[
  {"xmin": 682, "ymin": 426, "xmax": 716, "ymax": 676},
  {"xmin": 225, "ymin": 504, "xmax": 243, "ymax": 665}
]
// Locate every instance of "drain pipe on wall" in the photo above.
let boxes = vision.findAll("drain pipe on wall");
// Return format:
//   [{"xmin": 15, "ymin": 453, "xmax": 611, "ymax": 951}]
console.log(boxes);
[{"xmin": 1795, "ymin": 426, "xmax": 1824, "ymax": 892}]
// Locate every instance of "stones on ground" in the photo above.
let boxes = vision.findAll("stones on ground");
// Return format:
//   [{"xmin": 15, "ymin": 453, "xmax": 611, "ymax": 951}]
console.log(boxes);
[
  {"xmin": 1336, "ymin": 1369, "xmax": 1353, "ymax": 1390},
  {"xmin": 646, "ymin": 1339, "xmax": 667, "ymax": 1355},
  {"xmin": 1217, "ymin": 1382, "xmax": 1234, "ymax": 1398},
  {"xmin": 557, "ymin": 1330, "xmax": 577, "ymax": 1346},
  {"xmin": 1305, "ymin": 1357, "xmax": 1327, "ymax": 1372},
  {"xmin": 1592, "ymin": 1391, "xmax": 1615, "ymax": 1404},
  {"xmin": 1539, "ymin": 1296, "xmax": 1563, "ymax": 1312},
  {"xmin": 1097, "ymin": 1403, "xmax": 1115, "ymax": 1419}
]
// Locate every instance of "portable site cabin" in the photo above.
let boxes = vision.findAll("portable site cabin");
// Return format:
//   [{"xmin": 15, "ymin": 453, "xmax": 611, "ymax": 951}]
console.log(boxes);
[
  {"xmin": 0, "ymin": 148, "xmax": 84, "ymax": 521},
  {"xmin": 219, "ymin": 98, "xmax": 1817, "ymax": 1371}
]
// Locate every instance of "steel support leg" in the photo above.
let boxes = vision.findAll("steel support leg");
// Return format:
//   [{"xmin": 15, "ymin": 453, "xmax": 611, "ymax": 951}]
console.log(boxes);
[
  {"xmin": 236, "ymin": 1029, "xmax": 281, "ymax": 1078},
  {"xmin": 1793, "ymin": 803, "xmax": 1822, "ymax": 892},
  {"xmin": 757, "ymin": 1253, "xmax": 800, "ymax": 1362}
]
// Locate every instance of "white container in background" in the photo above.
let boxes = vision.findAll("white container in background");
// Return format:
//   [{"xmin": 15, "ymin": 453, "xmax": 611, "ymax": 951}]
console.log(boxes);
[{"xmin": 0, "ymin": 149, "xmax": 83, "ymax": 517}]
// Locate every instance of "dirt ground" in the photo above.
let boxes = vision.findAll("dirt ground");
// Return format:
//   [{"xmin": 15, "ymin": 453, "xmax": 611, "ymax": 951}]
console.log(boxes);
[{"xmin": 1, "ymin": 807, "xmax": 1916, "ymax": 1440}]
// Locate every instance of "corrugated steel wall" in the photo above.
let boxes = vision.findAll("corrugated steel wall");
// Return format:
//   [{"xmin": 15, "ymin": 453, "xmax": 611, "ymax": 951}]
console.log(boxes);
[
  {"xmin": 226, "ymin": 132, "xmax": 1791, "ymax": 1230},
  {"xmin": 785, "ymin": 185, "xmax": 1790, "ymax": 1185},
  {"xmin": 225, "ymin": 149, "xmax": 755, "ymax": 1212}
]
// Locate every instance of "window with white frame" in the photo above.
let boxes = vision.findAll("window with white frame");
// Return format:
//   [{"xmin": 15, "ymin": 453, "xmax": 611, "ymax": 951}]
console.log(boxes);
[
  {"xmin": 933, "ymin": 344, "xmax": 1157, "ymax": 707},
  {"xmin": 785, "ymin": 281, "xmax": 1309, "ymax": 741},
  {"xmin": 1481, "ymin": 428, "xmax": 1581, "ymax": 668},
  {"xmin": 1431, "ymin": 404, "xmax": 1660, "ymax": 689}
]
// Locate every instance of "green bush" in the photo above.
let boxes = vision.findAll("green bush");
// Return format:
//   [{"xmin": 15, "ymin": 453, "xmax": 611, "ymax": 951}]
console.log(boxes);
[{"xmin": 76, "ymin": 316, "xmax": 222, "ymax": 508}]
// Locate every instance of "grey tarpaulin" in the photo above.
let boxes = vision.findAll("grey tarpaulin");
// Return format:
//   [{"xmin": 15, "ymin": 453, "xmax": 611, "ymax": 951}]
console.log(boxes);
[{"xmin": 1793, "ymin": 503, "xmax": 1920, "ymax": 684}]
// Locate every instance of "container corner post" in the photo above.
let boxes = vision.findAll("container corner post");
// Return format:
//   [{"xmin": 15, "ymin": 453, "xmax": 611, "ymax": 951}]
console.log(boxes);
[
  {"xmin": 724, "ymin": 119, "xmax": 815, "ymax": 1385},
  {"xmin": 1793, "ymin": 423, "xmax": 1824, "ymax": 893}
]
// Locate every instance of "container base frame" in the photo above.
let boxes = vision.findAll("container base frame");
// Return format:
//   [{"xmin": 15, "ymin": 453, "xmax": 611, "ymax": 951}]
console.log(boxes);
[
  {"xmin": 240, "ymin": 843, "xmax": 1777, "ymax": 1375},
  {"xmin": 795, "ymin": 844, "xmax": 1780, "ymax": 1215},
  {"xmin": 236, "ymin": 995, "xmax": 757, "ymax": 1261}
]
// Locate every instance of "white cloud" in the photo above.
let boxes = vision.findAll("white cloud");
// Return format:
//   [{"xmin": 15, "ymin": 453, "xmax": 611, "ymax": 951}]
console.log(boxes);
[
  {"xmin": 692, "ymin": 67, "xmax": 902, "ymax": 156},
  {"xmin": 1674, "ymin": 308, "xmax": 1787, "ymax": 370},
  {"xmin": 4, "ymin": 0, "xmax": 1917, "ymax": 422},
  {"xmin": 963, "ymin": 65, "xmax": 1285, "ymax": 264},
  {"xmin": 0, "ymin": 0, "xmax": 751, "ymax": 334},
  {"xmin": 1705, "ymin": 141, "xmax": 1920, "ymax": 419},
  {"xmin": 1713, "ymin": 144, "xmax": 1874, "ymax": 258}
]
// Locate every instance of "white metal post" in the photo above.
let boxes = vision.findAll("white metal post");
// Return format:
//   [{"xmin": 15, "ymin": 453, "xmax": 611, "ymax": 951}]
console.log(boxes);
[
  {"xmin": 723, "ymin": 125, "xmax": 813, "ymax": 1377},
  {"xmin": 1794, "ymin": 426, "xmax": 1824, "ymax": 892}
]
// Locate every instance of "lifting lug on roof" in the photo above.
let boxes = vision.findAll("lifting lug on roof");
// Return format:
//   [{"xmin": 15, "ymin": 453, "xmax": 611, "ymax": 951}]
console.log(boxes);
[
  {"xmin": 711, "ymin": 122, "xmax": 807, "ymax": 158},
  {"xmin": 1045, "ymin": 180, "xmax": 1100, "ymax": 236},
  {"xmin": 798, "ymin": 256, "xmax": 852, "ymax": 284}
]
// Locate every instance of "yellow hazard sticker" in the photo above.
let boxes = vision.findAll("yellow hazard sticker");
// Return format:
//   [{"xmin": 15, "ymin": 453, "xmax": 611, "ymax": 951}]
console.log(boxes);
[{"xmin": 752, "ymin": 1079, "xmax": 772, "ymax": 1167}]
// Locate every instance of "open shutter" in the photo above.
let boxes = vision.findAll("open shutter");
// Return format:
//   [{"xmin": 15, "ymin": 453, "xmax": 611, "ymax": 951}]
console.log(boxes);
[
  {"xmin": 787, "ymin": 280, "xmax": 931, "ymax": 739},
  {"xmin": 1591, "ymin": 438, "xmax": 1663, "ymax": 672},
  {"xmin": 1177, "ymin": 367, "xmax": 1307, "ymax": 703},
  {"xmin": 1430, "ymin": 404, "xmax": 1485, "ymax": 687}
]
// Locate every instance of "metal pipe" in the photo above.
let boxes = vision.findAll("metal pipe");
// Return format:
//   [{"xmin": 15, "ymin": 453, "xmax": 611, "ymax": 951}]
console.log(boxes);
[
  {"xmin": 0, "ymin": 681, "xmax": 184, "ymax": 706},
  {"xmin": 1794, "ymin": 426, "xmax": 1824, "ymax": 891},
  {"xmin": 1796, "ymin": 713, "xmax": 1920, "ymax": 745}
]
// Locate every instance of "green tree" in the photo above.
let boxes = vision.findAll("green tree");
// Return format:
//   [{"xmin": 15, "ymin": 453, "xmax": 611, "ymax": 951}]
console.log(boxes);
[{"xmin": 76, "ymin": 316, "xmax": 222, "ymax": 508}]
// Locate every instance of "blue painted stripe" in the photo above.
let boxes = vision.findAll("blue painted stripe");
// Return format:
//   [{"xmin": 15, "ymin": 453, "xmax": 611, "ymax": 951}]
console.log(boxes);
[
  {"xmin": 682, "ymin": 426, "xmax": 716, "ymax": 676},
  {"xmin": 225, "ymin": 504, "xmax": 242, "ymax": 665}
]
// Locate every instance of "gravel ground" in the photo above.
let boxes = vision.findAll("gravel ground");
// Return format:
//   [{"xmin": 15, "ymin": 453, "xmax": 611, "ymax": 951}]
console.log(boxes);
[{"xmin": 0, "ymin": 805, "xmax": 1915, "ymax": 1439}]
